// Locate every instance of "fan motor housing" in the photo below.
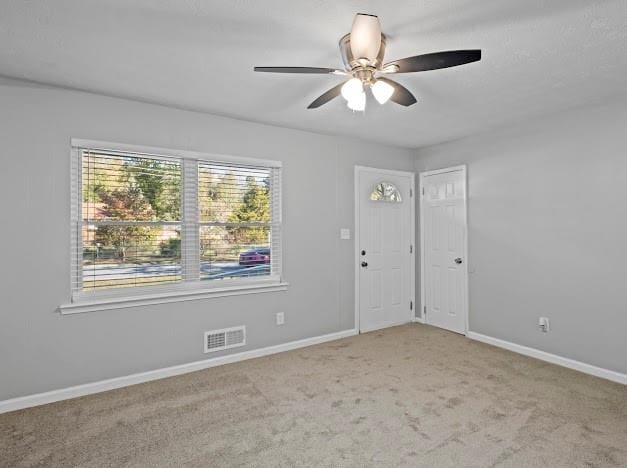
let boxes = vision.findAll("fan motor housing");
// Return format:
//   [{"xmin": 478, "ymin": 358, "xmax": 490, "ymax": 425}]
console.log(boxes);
[{"xmin": 339, "ymin": 33, "xmax": 387, "ymax": 72}]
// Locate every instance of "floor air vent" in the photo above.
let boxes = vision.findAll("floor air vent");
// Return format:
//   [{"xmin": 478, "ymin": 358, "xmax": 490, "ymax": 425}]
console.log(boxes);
[{"xmin": 204, "ymin": 326, "xmax": 246, "ymax": 353}]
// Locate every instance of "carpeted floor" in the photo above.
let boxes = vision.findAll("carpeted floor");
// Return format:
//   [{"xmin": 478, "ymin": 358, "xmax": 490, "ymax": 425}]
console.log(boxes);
[{"xmin": 1, "ymin": 324, "xmax": 626, "ymax": 467}]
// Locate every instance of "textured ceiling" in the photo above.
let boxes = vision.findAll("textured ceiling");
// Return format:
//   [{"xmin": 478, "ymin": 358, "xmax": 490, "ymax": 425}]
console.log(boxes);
[{"xmin": 1, "ymin": 0, "xmax": 626, "ymax": 148}]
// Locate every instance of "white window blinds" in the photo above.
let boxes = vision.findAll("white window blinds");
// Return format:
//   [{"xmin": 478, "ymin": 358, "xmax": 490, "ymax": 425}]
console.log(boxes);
[{"xmin": 71, "ymin": 143, "xmax": 282, "ymax": 302}]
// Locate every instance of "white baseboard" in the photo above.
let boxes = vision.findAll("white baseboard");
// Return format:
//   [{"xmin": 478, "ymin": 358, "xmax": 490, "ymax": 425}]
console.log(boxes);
[
  {"xmin": 467, "ymin": 331, "xmax": 626, "ymax": 385},
  {"xmin": 411, "ymin": 316, "xmax": 425, "ymax": 324},
  {"xmin": 0, "ymin": 328, "xmax": 358, "ymax": 414}
]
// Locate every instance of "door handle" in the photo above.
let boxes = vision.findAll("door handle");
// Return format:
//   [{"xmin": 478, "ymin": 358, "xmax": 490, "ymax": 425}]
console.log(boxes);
[
  {"xmin": 361, "ymin": 261, "xmax": 368, "ymax": 267},
  {"xmin": 454, "ymin": 258, "xmax": 463, "ymax": 264}
]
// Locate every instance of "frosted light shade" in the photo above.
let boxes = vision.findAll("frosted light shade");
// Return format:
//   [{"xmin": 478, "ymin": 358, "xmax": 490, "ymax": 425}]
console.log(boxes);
[
  {"xmin": 341, "ymin": 78, "xmax": 364, "ymax": 102},
  {"xmin": 371, "ymin": 80, "xmax": 394, "ymax": 104},
  {"xmin": 350, "ymin": 14, "xmax": 382, "ymax": 61},
  {"xmin": 347, "ymin": 91, "xmax": 366, "ymax": 112}
]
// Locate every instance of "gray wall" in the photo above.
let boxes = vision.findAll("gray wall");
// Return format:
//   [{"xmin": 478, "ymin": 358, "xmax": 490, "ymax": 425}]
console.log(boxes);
[
  {"xmin": 0, "ymin": 78, "xmax": 414, "ymax": 400},
  {"xmin": 414, "ymin": 99, "xmax": 627, "ymax": 374}
]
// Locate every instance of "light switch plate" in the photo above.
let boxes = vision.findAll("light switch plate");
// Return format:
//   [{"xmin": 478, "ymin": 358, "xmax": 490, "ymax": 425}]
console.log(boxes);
[{"xmin": 340, "ymin": 228, "xmax": 351, "ymax": 240}]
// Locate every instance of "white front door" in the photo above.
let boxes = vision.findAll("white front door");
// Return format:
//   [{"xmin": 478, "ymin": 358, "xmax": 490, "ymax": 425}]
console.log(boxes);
[
  {"xmin": 421, "ymin": 167, "xmax": 468, "ymax": 334},
  {"xmin": 357, "ymin": 168, "xmax": 414, "ymax": 333}
]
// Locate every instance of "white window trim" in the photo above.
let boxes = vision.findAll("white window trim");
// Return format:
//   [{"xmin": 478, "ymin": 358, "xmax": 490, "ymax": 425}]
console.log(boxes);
[
  {"xmin": 70, "ymin": 139, "xmax": 282, "ymax": 168},
  {"xmin": 59, "ymin": 281, "xmax": 289, "ymax": 315},
  {"xmin": 62, "ymin": 139, "xmax": 286, "ymax": 315}
]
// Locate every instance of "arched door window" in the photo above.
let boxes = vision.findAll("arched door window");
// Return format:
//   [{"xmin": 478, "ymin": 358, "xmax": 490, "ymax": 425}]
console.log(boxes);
[{"xmin": 370, "ymin": 182, "xmax": 402, "ymax": 202}]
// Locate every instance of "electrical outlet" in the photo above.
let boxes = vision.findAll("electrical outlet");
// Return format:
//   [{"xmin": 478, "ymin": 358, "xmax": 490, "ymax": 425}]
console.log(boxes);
[
  {"xmin": 538, "ymin": 317, "xmax": 549, "ymax": 333},
  {"xmin": 276, "ymin": 312, "xmax": 285, "ymax": 326}
]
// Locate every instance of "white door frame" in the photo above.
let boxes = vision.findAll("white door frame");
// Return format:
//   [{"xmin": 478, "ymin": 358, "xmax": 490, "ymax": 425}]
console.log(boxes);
[
  {"xmin": 418, "ymin": 165, "xmax": 469, "ymax": 334},
  {"xmin": 354, "ymin": 165, "xmax": 416, "ymax": 333}
]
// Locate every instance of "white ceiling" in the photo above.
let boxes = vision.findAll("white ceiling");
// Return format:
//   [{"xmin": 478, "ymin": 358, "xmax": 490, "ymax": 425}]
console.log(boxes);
[{"xmin": 1, "ymin": 0, "xmax": 626, "ymax": 148}]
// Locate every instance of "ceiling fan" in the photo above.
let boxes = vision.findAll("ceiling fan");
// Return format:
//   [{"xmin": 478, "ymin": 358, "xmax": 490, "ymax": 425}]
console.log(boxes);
[{"xmin": 254, "ymin": 13, "xmax": 481, "ymax": 111}]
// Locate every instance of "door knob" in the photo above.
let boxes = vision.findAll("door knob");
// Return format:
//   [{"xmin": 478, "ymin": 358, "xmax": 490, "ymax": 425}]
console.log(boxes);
[
  {"xmin": 361, "ymin": 261, "xmax": 368, "ymax": 267},
  {"xmin": 454, "ymin": 258, "xmax": 463, "ymax": 264}
]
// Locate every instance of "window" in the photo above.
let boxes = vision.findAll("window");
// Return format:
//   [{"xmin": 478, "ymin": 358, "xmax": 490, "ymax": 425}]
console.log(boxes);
[
  {"xmin": 370, "ymin": 182, "xmax": 402, "ymax": 202},
  {"xmin": 198, "ymin": 162, "xmax": 275, "ymax": 281},
  {"xmin": 80, "ymin": 151, "xmax": 182, "ymax": 291},
  {"xmin": 70, "ymin": 141, "xmax": 283, "ymax": 307}
]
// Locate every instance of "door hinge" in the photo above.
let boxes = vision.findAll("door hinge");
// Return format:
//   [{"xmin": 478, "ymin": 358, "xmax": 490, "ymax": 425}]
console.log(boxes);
[
  {"xmin": 410, "ymin": 301, "xmax": 413, "ymax": 310},
  {"xmin": 421, "ymin": 187, "xmax": 425, "ymax": 196},
  {"xmin": 410, "ymin": 244, "xmax": 413, "ymax": 254},
  {"xmin": 423, "ymin": 305, "xmax": 427, "ymax": 315}
]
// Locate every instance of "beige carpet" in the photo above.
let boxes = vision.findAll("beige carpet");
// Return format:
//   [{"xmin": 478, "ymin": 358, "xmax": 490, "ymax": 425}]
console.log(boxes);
[{"xmin": 1, "ymin": 324, "xmax": 626, "ymax": 467}]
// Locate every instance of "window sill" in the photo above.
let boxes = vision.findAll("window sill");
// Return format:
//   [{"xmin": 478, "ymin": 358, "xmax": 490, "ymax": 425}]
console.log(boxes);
[{"xmin": 59, "ymin": 281, "xmax": 289, "ymax": 315}]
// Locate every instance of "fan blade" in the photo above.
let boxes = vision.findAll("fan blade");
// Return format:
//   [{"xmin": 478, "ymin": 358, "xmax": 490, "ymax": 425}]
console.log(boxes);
[
  {"xmin": 307, "ymin": 82, "xmax": 345, "ymax": 109},
  {"xmin": 254, "ymin": 66, "xmax": 342, "ymax": 74},
  {"xmin": 377, "ymin": 78, "xmax": 417, "ymax": 106},
  {"xmin": 383, "ymin": 50, "xmax": 481, "ymax": 73}
]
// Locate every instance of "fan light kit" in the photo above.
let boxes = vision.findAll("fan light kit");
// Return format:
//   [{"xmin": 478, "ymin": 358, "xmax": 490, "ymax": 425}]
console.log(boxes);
[{"xmin": 255, "ymin": 13, "xmax": 481, "ymax": 111}]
